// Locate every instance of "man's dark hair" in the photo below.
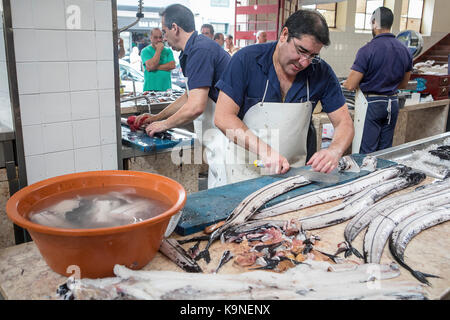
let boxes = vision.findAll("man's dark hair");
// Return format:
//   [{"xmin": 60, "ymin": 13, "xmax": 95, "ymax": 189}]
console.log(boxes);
[
  {"xmin": 201, "ymin": 23, "xmax": 214, "ymax": 35},
  {"xmin": 372, "ymin": 7, "xmax": 394, "ymax": 29},
  {"xmin": 226, "ymin": 35, "xmax": 233, "ymax": 40},
  {"xmin": 214, "ymin": 32, "xmax": 224, "ymax": 40},
  {"xmin": 282, "ymin": 9, "xmax": 330, "ymax": 46},
  {"xmin": 160, "ymin": 4, "xmax": 195, "ymax": 32}
]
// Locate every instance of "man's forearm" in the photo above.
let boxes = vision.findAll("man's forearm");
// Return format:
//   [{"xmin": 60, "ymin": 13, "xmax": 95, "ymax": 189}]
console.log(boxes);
[
  {"xmin": 157, "ymin": 61, "xmax": 176, "ymax": 71},
  {"xmin": 327, "ymin": 120, "xmax": 354, "ymax": 157},
  {"xmin": 146, "ymin": 51, "xmax": 162, "ymax": 71},
  {"xmin": 153, "ymin": 93, "xmax": 188, "ymax": 121}
]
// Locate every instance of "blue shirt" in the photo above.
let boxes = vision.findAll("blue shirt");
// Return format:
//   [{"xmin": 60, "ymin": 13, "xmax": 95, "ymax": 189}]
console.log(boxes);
[
  {"xmin": 351, "ymin": 33, "xmax": 413, "ymax": 96},
  {"xmin": 179, "ymin": 32, "xmax": 230, "ymax": 102},
  {"xmin": 216, "ymin": 41, "xmax": 346, "ymax": 120}
]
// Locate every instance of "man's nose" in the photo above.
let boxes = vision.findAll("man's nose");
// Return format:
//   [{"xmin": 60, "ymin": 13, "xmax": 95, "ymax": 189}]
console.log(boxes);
[{"xmin": 298, "ymin": 56, "xmax": 311, "ymax": 68}]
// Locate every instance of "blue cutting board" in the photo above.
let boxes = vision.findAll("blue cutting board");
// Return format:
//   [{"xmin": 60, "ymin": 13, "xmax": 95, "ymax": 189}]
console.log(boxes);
[
  {"xmin": 175, "ymin": 155, "xmax": 397, "ymax": 236},
  {"xmin": 121, "ymin": 125, "xmax": 193, "ymax": 152}
]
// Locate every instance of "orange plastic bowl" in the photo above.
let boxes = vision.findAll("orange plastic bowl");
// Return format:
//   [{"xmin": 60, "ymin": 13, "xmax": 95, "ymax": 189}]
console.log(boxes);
[{"xmin": 6, "ymin": 170, "xmax": 186, "ymax": 279}]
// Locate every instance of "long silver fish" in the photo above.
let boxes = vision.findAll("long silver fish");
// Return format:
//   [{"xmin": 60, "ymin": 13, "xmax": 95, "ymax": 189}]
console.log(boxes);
[
  {"xmin": 364, "ymin": 188, "xmax": 450, "ymax": 264},
  {"xmin": 252, "ymin": 165, "xmax": 408, "ymax": 220},
  {"xmin": 389, "ymin": 205, "xmax": 450, "ymax": 285},
  {"xmin": 299, "ymin": 171, "xmax": 426, "ymax": 231},
  {"xmin": 342, "ymin": 178, "xmax": 450, "ymax": 258},
  {"xmin": 198, "ymin": 175, "xmax": 311, "ymax": 263},
  {"xmin": 58, "ymin": 261, "xmax": 426, "ymax": 300}
]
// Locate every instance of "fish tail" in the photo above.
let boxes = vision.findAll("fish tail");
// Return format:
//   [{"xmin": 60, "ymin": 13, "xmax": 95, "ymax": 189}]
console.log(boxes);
[
  {"xmin": 336, "ymin": 241, "xmax": 363, "ymax": 259},
  {"xmin": 351, "ymin": 246, "xmax": 364, "ymax": 259},
  {"xmin": 317, "ymin": 250, "xmax": 341, "ymax": 263},
  {"xmin": 411, "ymin": 270, "xmax": 440, "ymax": 286}
]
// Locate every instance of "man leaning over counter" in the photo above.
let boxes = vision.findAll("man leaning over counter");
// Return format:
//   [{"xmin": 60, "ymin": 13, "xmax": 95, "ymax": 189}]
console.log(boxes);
[
  {"xmin": 214, "ymin": 9, "xmax": 354, "ymax": 185},
  {"xmin": 134, "ymin": 4, "xmax": 231, "ymax": 188}
]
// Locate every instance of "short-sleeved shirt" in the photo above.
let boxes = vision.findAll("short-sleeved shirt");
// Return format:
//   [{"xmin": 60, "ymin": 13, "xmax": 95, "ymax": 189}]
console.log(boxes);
[
  {"xmin": 215, "ymin": 41, "xmax": 346, "ymax": 120},
  {"xmin": 351, "ymin": 33, "xmax": 413, "ymax": 96},
  {"xmin": 141, "ymin": 45, "xmax": 175, "ymax": 91},
  {"xmin": 179, "ymin": 32, "xmax": 231, "ymax": 102}
]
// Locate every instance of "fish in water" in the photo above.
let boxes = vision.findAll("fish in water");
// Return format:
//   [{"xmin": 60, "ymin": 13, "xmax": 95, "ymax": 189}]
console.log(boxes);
[
  {"xmin": 57, "ymin": 262, "xmax": 427, "ymax": 300},
  {"xmin": 389, "ymin": 205, "xmax": 450, "ymax": 285},
  {"xmin": 30, "ymin": 192, "xmax": 169, "ymax": 229}
]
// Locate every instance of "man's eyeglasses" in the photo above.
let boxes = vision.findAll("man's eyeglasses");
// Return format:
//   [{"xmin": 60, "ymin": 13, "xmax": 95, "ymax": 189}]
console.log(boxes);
[{"xmin": 290, "ymin": 37, "xmax": 321, "ymax": 65}]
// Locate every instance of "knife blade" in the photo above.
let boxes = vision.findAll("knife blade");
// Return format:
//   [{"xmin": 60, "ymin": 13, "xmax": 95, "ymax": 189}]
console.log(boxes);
[
  {"xmin": 294, "ymin": 168, "xmax": 340, "ymax": 184},
  {"xmin": 253, "ymin": 160, "xmax": 340, "ymax": 183}
]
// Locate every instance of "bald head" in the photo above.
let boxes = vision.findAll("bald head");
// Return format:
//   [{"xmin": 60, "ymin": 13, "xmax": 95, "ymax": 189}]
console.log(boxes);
[{"xmin": 150, "ymin": 28, "xmax": 163, "ymax": 48}]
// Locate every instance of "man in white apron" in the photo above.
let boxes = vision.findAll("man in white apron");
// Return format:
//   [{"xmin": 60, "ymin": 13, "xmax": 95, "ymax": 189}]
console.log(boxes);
[
  {"xmin": 133, "ymin": 4, "xmax": 231, "ymax": 188},
  {"xmin": 214, "ymin": 9, "xmax": 354, "ymax": 184}
]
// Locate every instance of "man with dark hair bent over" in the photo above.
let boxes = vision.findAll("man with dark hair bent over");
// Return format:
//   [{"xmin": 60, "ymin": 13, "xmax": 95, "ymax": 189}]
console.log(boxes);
[
  {"xmin": 344, "ymin": 7, "xmax": 412, "ymax": 154},
  {"xmin": 214, "ymin": 9, "xmax": 354, "ymax": 184},
  {"xmin": 134, "ymin": 4, "xmax": 231, "ymax": 188}
]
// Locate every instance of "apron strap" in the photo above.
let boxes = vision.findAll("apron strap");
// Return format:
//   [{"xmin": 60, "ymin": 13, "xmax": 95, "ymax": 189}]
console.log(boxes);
[
  {"xmin": 260, "ymin": 79, "xmax": 270, "ymax": 107},
  {"xmin": 306, "ymin": 77, "xmax": 310, "ymax": 101},
  {"xmin": 387, "ymin": 98, "xmax": 392, "ymax": 125}
]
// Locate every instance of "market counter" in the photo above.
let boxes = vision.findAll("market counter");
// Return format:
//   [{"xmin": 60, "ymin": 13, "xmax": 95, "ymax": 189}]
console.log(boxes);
[
  {"xmin": 312, "ymin": 99, "xmax": 450, "ymax": 152},
  {"xmin": 0, "ymin": 176, "xmax": 448, "ymax": 300}
]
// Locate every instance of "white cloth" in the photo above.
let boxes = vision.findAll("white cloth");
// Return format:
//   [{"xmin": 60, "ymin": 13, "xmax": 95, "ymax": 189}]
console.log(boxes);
[
  {"xmin": 130, "ymin": 47, "xmax": 142, "ymax": 72},
  {"xmin": 223, "ymin": 79, "xmax": 313, "ymax": 184}
]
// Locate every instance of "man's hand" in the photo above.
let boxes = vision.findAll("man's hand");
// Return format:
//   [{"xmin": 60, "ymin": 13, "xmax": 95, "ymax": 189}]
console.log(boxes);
[
  {"xmin": 154, "ymin": 42, "xmax": 164, "ymax": 52},
  {"xmin": 260, "ymin": 151, "xmax": 290, "ymax": 175},
  {"xmin": 145, "ymin": 120, "xmax": 169, "ymax": 137},
  {"xmin": 307, "ymin": 148, "xmax": 341, "ymax": 173},
  {"xmin": 134, "ymin": 113, "xmax": 157, "ymax": 128}
]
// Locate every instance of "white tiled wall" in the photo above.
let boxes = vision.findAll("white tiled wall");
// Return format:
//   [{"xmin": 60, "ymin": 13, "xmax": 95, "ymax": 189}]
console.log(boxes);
[
  {"xmin": 12, "ymin": 0, "xmax": 118, "ymax": 184},
  {"xmin": 0, "ymin": 4, "xmax": 14, "ymax": 130}
]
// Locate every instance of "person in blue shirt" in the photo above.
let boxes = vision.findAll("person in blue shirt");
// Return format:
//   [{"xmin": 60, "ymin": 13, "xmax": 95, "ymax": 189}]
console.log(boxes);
[
  {"xmin": 214, "ymin": 9, "xmax": 354, "ymax": 184},
  {"xmin": 134, "ymin": 4, "xmax": 231, "ymax": 188},
  {"xmin": 344, "ymin": 7, "xmax": 412, "ymax": 154}
]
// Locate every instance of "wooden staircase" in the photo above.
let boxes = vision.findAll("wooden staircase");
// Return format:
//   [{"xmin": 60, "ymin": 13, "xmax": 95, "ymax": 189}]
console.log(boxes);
[{"xmin": 414, "ymin": 33, "xmax": 450, "ymax": 65}]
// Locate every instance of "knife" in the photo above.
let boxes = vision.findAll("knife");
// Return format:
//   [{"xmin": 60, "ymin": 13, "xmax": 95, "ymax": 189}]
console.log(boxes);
[
  {"xmin": 294, "ymin": 168, "xmax": 340, "ymax": 184},
  {"xmin": 254, "ymin": 160, "xmax": 340, "ymax": 184}
]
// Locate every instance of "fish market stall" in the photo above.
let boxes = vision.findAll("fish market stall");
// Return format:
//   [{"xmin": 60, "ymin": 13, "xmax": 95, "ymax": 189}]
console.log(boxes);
[
  {"xmin": 371, "ymin": 132, "xmax": 450, "ymax": 179},
  {"xmin": 119, "ymin": 90, "xmax": 204, "ymax": 194},
  {"xmin": 312, "ymin": 99, "xmax": 449, "ymax": 153},
  {"xmin": 0, "ymin": 154, "xmax": 449, "ymax": 300}
]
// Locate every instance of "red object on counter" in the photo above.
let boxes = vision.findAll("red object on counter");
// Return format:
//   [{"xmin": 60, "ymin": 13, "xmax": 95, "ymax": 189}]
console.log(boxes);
[{"xmin": 127, "ymin": 115, "xmax": 149, "ymax": 132}]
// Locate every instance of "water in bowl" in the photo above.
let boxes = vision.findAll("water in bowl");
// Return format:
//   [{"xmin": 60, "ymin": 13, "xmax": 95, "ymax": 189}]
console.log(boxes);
[{"xmin": 29, "ymin": 188, "xmax": 171, "ymax": 229}]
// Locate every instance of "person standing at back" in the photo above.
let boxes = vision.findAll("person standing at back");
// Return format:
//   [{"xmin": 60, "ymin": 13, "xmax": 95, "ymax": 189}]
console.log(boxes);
[
  {"xmin": 214, "ymin": 33, "xmax": 225, "ymax": 47},
  {"xmin": 201, "ymin": 24, "xmax": 215, "ymax": 39},
  {"xmin": 141, "ymin": 27, "xmax": 176, "ymax": 92},
  {"xmin": 256, "ymin": 30, "xmax": 268, "ymax": 44},
  {"xmin": 343, "ymin": 7, "xmax": 412, "ymax": 154},
  {"xmin": 225, "ymin": 35, "xmax": 239, "ymax": 56}
]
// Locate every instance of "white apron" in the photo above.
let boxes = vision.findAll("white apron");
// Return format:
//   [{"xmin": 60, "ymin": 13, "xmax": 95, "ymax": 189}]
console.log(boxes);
[
  {"xmin": 223, "ymin": 79, "xmax": 313, "ymax": 184},
  {"xmin": 190, "ymin": 90, "xmax": 229, "ymax": 189}
]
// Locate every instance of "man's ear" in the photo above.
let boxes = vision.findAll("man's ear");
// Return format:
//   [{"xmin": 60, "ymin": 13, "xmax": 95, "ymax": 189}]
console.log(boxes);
[
  {"xmin": 172, "ymin": 23, "xmax": 179, "ymax": 35},
  {"xmin": 279, "ymin": 27, "xmax": 289, "ymax": 43}
]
